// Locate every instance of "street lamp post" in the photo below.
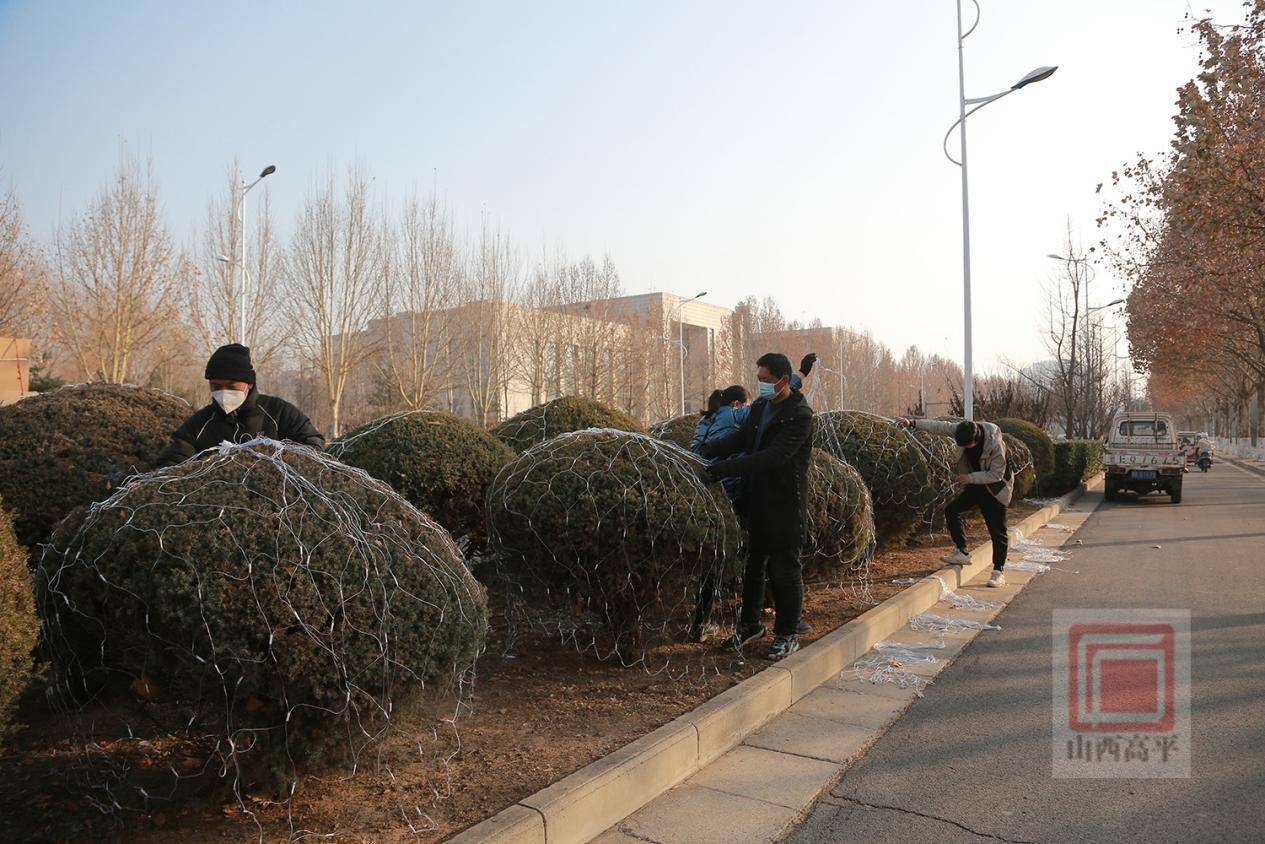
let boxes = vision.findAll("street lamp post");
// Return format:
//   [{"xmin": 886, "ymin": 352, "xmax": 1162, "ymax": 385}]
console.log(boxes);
[
  {"xmin": 669, "ymin": 291, "xmax": 707, "ymax": 415},
  {"xmin": 947, "ymin": 0, "xmax": 1056, "ymax": 421},
  {"xmin": 232, "ymin": 164, "xmax": 276, "ymax": 345}
]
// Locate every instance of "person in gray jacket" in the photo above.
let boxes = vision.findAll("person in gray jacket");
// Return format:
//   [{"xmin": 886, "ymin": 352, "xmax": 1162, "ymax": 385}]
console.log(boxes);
[{"xmin": 896, "ymin": 416, "xmax": 1013, "ymax": 587}]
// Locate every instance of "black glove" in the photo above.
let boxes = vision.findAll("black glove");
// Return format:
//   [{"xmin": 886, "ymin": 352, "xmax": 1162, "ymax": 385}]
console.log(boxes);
[
  {"xmin": 799, "ymin": 352, "xmax": 818, "ymax": 376},
  {"xmin": 703, "ymin": 461, "xmax": 730, "ymax": 483}
]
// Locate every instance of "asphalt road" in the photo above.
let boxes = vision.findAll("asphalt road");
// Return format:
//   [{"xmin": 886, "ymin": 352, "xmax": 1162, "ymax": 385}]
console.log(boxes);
[{"xmin": 786, "ymin": 465, "xmax": 1265, "ymax": 844}]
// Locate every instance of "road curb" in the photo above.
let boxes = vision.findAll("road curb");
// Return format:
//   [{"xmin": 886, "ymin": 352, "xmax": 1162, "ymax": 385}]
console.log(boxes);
[
  {"xmin": 1225, "ymin": 456, "xmax": 1265, "ymax": 479},
  {"xmin": 446, "ymin": 478, "xmax": 1098, "ymax": 844}
]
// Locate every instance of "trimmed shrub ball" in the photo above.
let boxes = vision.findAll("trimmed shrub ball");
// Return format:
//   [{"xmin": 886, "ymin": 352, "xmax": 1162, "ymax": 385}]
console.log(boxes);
[
  {"xmin": 0, "ymin": 498, "xmax": 38, "ymax": 743},
  {"xmin": 1003, "ymin": 433, "xmax": 1036, "ymax": 500},
  {"xmin": 331, "ymin": 411, "xmax": 515, "ymax": 551},
  {"xmin": 802, "ymin": 450, "xmax": 876, "ymax": 580},
  {"xmin": 37, "ymin": 440, "xmax": 487, "ymax": 803},
  {"xmin": 0, "ymin": 383, "xmax": 190, "ymax": 549},
  {"xmin": 649, "ymin": 414, "xmax": 698, "ymax": 451},
  {"xmin": 910, "ymin": 429, "xmax": 960, "ymax": 515},
  {"xmin": 491, "ymin": 396, "xmax": 644, "ymax": 453},
  {"xmin": 995, "ymin": 418, "xmax": 1055, "ymax": 484},
  {"xmin": 486, "ymin": 430, "xmax": 741, "ymax": 665},
  {"xmin": 813, "ymin": 411, "xmax": 945, "ymax": 547}
]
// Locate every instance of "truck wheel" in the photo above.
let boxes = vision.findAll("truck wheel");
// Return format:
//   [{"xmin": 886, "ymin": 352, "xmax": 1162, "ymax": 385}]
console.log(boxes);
[
  {"xmin": 1171, "ymin": 484, "xmax": 1182, "ymax": 504},
  {"xmin": 1104, "ymin": 481, "xmax": 1117, "ymax": 501}
]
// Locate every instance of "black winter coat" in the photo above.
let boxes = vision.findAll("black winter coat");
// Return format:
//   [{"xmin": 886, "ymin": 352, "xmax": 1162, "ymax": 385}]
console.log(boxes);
[
  {"xmin": 700, "ymin": 390, "xmax": 814, "ymax": 545},
  {"xmin": 156, "ymin": 388, "xmax": 325, "ymax": 467}
]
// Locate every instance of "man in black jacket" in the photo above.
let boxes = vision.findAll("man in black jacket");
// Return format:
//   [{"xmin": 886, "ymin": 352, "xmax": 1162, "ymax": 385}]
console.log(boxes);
[
  {"xmin": 701, "ymin": 352, "xmax": 814, "ymax": 660},
  {"xmin": 156, "ymin": 343, "xmax": 325, "ymax": 468}
]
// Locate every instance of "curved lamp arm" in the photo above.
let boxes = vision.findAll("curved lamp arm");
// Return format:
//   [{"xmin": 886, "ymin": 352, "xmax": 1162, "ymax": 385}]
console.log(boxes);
[
  {"xmin": 962, "ymin": 0, "xmax": 981, "ymax": 39},
  {"xmin": 942, "ymin": 89, "xmax": 1014, "ymax": 166}
]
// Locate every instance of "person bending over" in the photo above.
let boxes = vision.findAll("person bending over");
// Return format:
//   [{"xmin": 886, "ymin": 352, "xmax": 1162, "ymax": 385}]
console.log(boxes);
[
  {"xmin": 896, "ymin": 416, "xmax": 1012, "ymax": 587},
  {"xmin": 156, "ymin": 343, "xmax": 325, "ymax": 468}
]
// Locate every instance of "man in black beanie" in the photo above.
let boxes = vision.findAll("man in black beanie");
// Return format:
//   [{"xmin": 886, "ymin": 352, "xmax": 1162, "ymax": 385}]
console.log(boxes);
[
  {"xmin": 895, "ymin": 415, "xmax": 1013, "ymax": 587},
  {"xmin": 156, "ymin": 343, "xmax": 325, "ymax": 467}
]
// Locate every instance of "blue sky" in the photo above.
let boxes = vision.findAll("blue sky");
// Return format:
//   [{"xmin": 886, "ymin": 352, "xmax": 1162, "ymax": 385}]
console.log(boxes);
[{"xmin": 0, "ymin": 0, "xmax": 1245, "ymax": 370}]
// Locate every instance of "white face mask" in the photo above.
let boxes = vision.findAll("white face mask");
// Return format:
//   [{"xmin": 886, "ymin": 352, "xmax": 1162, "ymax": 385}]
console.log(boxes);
[{"xmin": 212, "ymin": 389, "xmax": 247, "ymax": 414}]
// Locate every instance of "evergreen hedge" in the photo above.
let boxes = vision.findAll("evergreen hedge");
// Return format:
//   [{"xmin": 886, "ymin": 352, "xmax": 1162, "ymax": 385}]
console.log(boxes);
[
  {"xmin": 995, "ymin": 418, "xmax": 1055, "ymax": 488},
  {"xmin": 649, "ymin": 414, "xmax": 698, "ymax": 451},
  {"xmin": 486, "ymin": 430, "xmax": 741, "ymax": 659},
  {"xmin": 0, "ymin": 498, "xmax": 37, "ymax": 743},
  {"xmin": 331, "ymin": 411, "xmax": 515, "ymax": 551},
  {"xmin": 491, "ymin": 396, "xmax": 644, "ymax": 453},
  {"xmin": 1046, "ymin": 439, "xmax": 1105, "ymax": 496},
  {"xmin": 803, "ymin": 450, "xmax": 876, "ymax": 579},
  {"xmin": 38, "ymin": 440, "xmax": 487, "ymax": 798},
  {"xmin": 813, "ymin": 411, "xmax": 941, "ymax": 547},
  {"xmin": 0, "ymin": 383, "xmax": 189, "ymax": 549}
]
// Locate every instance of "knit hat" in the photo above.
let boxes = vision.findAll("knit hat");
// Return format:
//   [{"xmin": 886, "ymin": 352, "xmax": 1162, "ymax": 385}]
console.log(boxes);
[
  {"xmin": 205, "ymin": 343, "xmax": 256, "ymax": 385},
  {"xmin": 954, "ymin": 420, "xmax": 979, "ymax": 447}
]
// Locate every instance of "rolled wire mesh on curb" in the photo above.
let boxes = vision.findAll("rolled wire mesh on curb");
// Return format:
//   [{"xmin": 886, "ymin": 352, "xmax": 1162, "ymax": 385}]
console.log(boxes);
[
  {"xmin": 910, "ymin": 613, "xmax": 1001, "ymax": 633},
  {"xmin": 36, "ymin": 438, "xmax": 488, "ymax": 836},
  {"xmin": 485, "ymin": 429, "xmax": 742, "ymax": 678},
  {"xmin": 846, "ymin": 641, "xmax": 945, "ymax": 696}
]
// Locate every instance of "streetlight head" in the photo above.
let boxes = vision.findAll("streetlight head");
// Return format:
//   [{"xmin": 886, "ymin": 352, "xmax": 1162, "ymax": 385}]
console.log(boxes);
[
  {"xmin": 1105, "ymin": 298, "xmax": 1125, "ymax": 308},
  {"xmin": 259, "ymin": 165, "xmax": 276, "ymax": 178},
  {"xmin": 696, "ymin": 291, "xmax": 708, "ymax": 299},
  {"xmin": 1012, "ymin": 65, "xmax": 1058, "ymax": 90},
  {"xmin": 1047, "ymin": 253, "xmax": 1068, "ymax": 261},
  {"xmin": 216, "ymin": 254, "xmax": 232, "ymax": 264}
]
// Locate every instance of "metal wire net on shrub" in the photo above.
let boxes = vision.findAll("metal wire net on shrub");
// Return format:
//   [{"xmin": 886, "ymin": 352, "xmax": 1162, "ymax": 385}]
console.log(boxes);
[
  {"xmin": 802, "ymin": 449, "xmax": 876, "ymax": 581},
  {"xmin": 812, "ymin": 411, "xmax": 957, "ymax": 547},
  {"xmin": 648, "ymin": 414, "xmax": 698, "ymax": 450},
  {"xmin": 36, "ymin": 438, "xmax": 487, "ymax": 832},
  {"xmin": 485, "ymin": 429, "xmax": 742, "ymax": 676}
]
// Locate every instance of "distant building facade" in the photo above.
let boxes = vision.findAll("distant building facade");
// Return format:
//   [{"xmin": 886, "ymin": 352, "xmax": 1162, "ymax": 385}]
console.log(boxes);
[{"xmin": 0, "ymin": 336, "xmax": 31, "ymax": 405}]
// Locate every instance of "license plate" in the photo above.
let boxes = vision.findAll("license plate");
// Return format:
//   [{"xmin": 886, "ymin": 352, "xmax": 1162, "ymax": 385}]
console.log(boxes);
[{"xmin": 1131, "ymin": 470, "xmax": 1157, "ymax": 480}]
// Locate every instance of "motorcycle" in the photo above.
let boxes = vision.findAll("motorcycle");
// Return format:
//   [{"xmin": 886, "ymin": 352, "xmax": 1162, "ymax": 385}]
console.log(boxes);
[{"xmin": 1197, "ymin": 454, "xmax": 1212, "ymax": 473}]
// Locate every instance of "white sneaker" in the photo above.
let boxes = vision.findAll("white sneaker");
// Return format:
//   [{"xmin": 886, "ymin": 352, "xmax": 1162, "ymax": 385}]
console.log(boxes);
[
  {"xmin": 987, "ymin": 570, "xmax": 1006, "ymax": 587},
  {"xmin": 940, "ymin": 550, "xmax": 971, "ymax": 565}
]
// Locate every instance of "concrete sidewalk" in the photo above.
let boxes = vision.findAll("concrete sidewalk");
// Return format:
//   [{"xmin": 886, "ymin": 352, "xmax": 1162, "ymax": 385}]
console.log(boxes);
[
  {"xmin": 592, "ymin": 502, "xmax": 1098, "ymax": 844},
  {"xmin": 786, "ymin": 466, "xmax": 1265, "ymax": 843}
]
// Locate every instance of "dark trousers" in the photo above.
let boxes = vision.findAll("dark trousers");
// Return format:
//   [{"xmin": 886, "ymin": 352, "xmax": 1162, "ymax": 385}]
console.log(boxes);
[
  {"xmin": 945, "ymin": 486, "xmax": 1009, "ymax": 570},
  {"xmin": 740, "ymin": 532, "xmax": 803, "ymax": 637}
]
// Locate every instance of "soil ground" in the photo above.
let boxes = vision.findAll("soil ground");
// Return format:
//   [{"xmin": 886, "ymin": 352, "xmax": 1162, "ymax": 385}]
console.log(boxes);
[{"xmin": 0, "ymin": 504, "xmax": 1036, "ymax": 843}]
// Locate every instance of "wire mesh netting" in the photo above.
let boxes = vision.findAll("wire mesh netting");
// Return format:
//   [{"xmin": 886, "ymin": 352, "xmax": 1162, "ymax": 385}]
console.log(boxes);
[
  {"xmin": 485, "ymin": 429, "xmax": 743, "ymax": 677},
  {"xmin": 812, "ymin": 411, "xmax": 958, "ymax": 546},
  {"xmin": 648, "ymin": 414, "xmax": 697, "ymax": 450},
  {"xmin": 803, "ymin": 448, "xmax": 877, "ymax": 581},
  {"xmin": 36, "ymin": 438, "xmax": 487, "ymax": 833}
]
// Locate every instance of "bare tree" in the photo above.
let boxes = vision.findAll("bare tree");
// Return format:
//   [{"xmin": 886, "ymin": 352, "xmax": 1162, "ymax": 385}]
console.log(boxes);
[
  {"xmin": 189, "ymin": 162, "xmax": 288, "ymax": 365},
  {"xmin": 379, "ymin": 193, "xmax": 460, "ymax": 410},
  {"xmin": 0, "ymin": 182, "xmax": 39, "ymax": 338},
  {"xmin": 1043, "ymin": 228, "xmax": 1123, "ymax": 437},
  {"xmin": 513, "ymin": 250, "xmax": 566, "ymax": 404},
  {"xmin": 48, "ymin": 151, "xmax": 183, "ymax": 384},
  {"xmin": 285, "ymin": 166, "xmax": 386, "ymax": 437},
  {"xmin": 457, "ymin": 219, "xmax": 520, "ymax": 425},
  {"xmin": 554, "ymin": 254, "xmax": 625, "ymax": 402}
]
